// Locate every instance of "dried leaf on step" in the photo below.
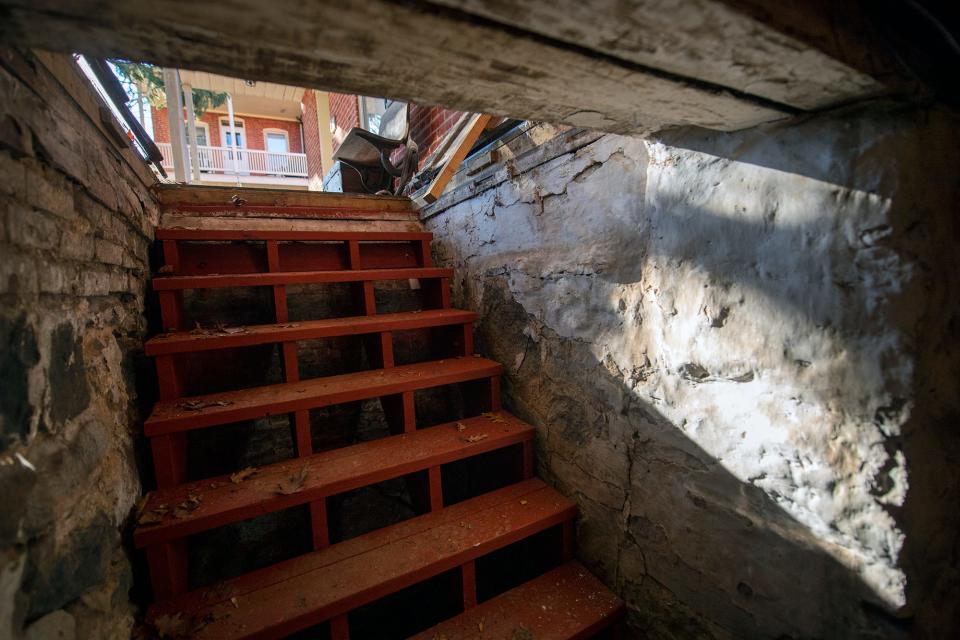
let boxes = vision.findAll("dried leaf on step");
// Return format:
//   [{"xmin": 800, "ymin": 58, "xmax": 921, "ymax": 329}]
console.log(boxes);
[
  {"xmin": 230, "ymin": 467, "xmax": 258, "ymax": 484},
  {"xmin": 140, "ymin": 503, "xmax": 170, "ymax": 525},
  {"xmin": 279, "ymin": 323, "xmax": 300, "ymax": 328},
  {"xmin": 478, "ymin": 618, "xmax": 485, "ymax": 632},
  {"xmin": 230, "ymin": 597, "xmax": 239, "ymax": 609},
  {"xmin": 463, "ymin": 433, "xmax": 488, "ymax": 443},
  {"xmin": 177, "ymin": 399, "xmax": 233, "ymax": 411},
  {"xmin": 481, "ymin": 412, "xmax": 506, "ymax": 423},
  {"xmin": 174, "ymin": 494, "xmax": 202, "ymax": 518},
  {"xmin": 158, "ymin": 264, "xmax": 174, "ymax": 274},
  {"xmin": 222, "ymin": 326, "xmax": 247, "ymax": 334},
  {"xmin": 276, "ymin": 465, "xmax": 309, "ymax": 495},
  {"xmin": 455, "ymin": 421, "xmax": 467, "ymax": 432},
  {"xmin": 520, "ymin": 499, "xmax": 528, "ymax": 505},
  {"xmin": 152, "ymin": 613, "xmax": 187, "ymax": 638},
  {"xmin": 512, "ymin": 625, "xmax": 535, "ymax": 640},
  {"xmin": 137, "ymin": 511, "xmax": 165, "ymax": 526}
]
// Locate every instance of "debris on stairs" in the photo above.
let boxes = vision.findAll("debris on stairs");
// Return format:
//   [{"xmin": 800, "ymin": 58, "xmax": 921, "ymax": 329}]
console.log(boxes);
[{"xmin": 136, "ymin": 187, "xmax": 624, "ymax": 638}]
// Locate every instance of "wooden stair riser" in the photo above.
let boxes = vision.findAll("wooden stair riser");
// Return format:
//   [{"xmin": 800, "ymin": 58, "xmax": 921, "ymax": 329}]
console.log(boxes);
[{"xmin": 162, "ymin": 238, "xmax": 432, "ymax": 276}]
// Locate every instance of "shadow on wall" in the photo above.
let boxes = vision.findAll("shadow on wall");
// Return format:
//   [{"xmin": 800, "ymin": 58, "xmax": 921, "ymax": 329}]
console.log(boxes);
[
  {"xmin": 425, "ymin": 104, "xmax": 960, "ymax": 639},
  {"xmin": 483, "ymin": 280, "xmax": 906, "ymax": 639}
]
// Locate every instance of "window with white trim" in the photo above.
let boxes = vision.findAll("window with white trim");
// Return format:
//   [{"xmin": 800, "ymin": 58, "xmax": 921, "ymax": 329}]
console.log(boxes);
[{"xmin": 264, "ymin": 130, "xmax": 289, "ymax": 153}]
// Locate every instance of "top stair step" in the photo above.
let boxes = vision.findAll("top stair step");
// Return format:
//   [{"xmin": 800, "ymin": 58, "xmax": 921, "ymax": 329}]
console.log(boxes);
[
  {"xmin": 411, "ymin": 561, "xmax": 625, "ymax": 640},
  {"xmin": 146, "ymin": 479, "xmax": 576, "ymax": 639},
  {"xmin": 156, "ymin": 228, "xmax": 431, "ymax": 242},
  {"xmin": 156, "ymin": 184, "xmax": 415, "ymax": 221}
]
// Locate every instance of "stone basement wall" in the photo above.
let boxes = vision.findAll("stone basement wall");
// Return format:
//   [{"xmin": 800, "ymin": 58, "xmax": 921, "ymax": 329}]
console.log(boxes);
[
  {"xmin": 423, "ymin": 104, "xmax": 960, "ymax": 639},
  {"xmin": 0, "ymin": 50, "xmax": 159, "ymax": 638}
]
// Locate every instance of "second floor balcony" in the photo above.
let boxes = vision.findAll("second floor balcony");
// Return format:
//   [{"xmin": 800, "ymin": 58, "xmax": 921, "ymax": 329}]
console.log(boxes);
[{"xmin": 157, "ymin": 142, "xmax": 309, "ymax": 188}]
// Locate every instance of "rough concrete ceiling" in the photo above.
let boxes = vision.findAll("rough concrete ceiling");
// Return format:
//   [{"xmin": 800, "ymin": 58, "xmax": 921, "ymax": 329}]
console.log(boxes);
[{"xmin": 0, "ymin": 0, "xmax": 907, "ymax": 136}]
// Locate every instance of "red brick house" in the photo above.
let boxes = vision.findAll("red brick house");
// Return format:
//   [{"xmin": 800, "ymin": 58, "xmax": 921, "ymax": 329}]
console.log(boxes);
[{"xmin": 152, "ymin": 69, "xmax": 466, "ymax": 191}]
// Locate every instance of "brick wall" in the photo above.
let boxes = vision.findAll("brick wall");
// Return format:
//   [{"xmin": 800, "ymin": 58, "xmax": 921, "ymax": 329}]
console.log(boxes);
[
  {"xmin": 151, "ymin": 107, "xmax": 303, "ymax": 153},
  {"xmin": 300, "ymin": 90, "xmax": 325, "ymax": 183},
  {"xmin": 408, "ymin": 104, "xmax": 463, "ymax": 162},
  {"xmin": 329, "ymin": 91, "xmax": 360, "ymax": 149},
  {"xmin": 0, "ymin": 49, "xmax": 159, "ymax": 638}
]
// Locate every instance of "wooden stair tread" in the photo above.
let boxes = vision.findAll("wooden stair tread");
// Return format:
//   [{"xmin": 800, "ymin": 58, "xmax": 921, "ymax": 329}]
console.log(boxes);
[
  {"xmin": 145, "ymin": 309, "xmax": 476, "ymax": 356},
  {"xmin": 157, "ymin": 227, "xmax": 431, "ymax": 241},
  {"xmin": 145, "ymin": 357, "xmax": 503, "ymax": 436},
  {"xmin": 156, "ymin": 184, "xmax": 414, "ymax": 216},
  {"xmin": 411, "ymin": 561, "xmax": 625, "ymax": 640},
  {"xmin": 146, "ymin": 479, "xmax": 575, "ymax": 639},
  {"xmin": 134, "ymin": 412, "xmax": 533, "ymax": 548},
  {"xmin": 152, "ymin": 267, "xmax": 452, "ymax": 290}
]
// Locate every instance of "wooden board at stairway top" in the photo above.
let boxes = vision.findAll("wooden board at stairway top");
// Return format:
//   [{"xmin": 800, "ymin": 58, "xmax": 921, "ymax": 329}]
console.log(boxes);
[
  {"xmin": 153, "ymin": 184, "xmax": 414, "ymax": 220},
  {"xmin": 419, "ymin": 113, "xmax": 492, "ymax": 205},
  {"xmin": 157, "ymin": 215, "xmax": 424, "ymax": 237}
]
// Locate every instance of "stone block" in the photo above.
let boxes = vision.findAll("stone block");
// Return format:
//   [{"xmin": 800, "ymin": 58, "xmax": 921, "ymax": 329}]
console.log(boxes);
[
  {"xmin": 57, "ymin": 230, "xmax": 95, "ymax": 263},
  {"xmin": 0, "ymin": 150, "xmax": 27, "ymax": 201},
  {"xmin": 6, "ymin": 208, "xmax": 61, "ymax": 251},
  {"xmin": 36, "ymin": 261, "xmax": 76, "ymax": 296},
  {"xmin": 23, "ymin": 163, "xmax": 74, "ymax": 220},
  {"xmin": 0, "ymin": 249, "xmax": 39, "ymax": 295},
  {"xmin": 92, "ymin": 239, "xmax": 124, "ymax": 267}
]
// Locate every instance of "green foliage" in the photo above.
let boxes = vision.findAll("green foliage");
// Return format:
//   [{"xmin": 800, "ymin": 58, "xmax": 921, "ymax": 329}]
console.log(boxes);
[{"xmin": 111, "ymin": 60, "xmax": 229, "ymax": 116}]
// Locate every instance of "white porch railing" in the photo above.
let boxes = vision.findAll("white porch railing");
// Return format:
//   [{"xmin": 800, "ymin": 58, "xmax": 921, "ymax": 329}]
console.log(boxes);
[{"xmin": 157, "ymin": 142, "xmax": 308, "ymax": 178}]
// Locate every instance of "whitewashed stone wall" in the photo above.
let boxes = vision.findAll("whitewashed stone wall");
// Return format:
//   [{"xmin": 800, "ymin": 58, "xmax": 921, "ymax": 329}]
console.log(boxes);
[{"xmin": 425, "ymin": 104, "xmax": 960, "ymax": 638}]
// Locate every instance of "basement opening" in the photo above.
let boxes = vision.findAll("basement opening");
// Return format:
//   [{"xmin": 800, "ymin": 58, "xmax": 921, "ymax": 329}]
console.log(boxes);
[{"xmin": 1, "ymin": 3, "xmax": 959, "ymax": 639}]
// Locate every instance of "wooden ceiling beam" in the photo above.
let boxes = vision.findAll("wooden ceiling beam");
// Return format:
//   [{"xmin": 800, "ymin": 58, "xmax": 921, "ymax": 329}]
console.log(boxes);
[{"xmin": 0, "ymin": 0, "xmax": 898, "ymax": 136}]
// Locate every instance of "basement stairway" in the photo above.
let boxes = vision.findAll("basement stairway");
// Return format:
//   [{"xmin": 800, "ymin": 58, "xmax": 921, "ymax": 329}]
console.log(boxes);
[{"xmin": 136, "ymin": 186, "xmax": 624, "ymax": 639}]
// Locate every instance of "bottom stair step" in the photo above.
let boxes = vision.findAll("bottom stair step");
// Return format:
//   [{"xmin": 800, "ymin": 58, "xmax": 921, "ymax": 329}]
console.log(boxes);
[
  {"xmin": 146, "ymin": 479, "xmax": 575, "ymax": 639},
  {"xmin": 411, "ymin": 561, "xmax": 625, "ymax": 640}
]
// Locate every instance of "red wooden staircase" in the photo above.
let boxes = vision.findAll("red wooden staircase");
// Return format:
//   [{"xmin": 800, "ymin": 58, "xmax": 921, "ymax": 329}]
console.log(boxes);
[{"xmin": 136, "ymin": 187, "xmax": 624, "ymax": 639}]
